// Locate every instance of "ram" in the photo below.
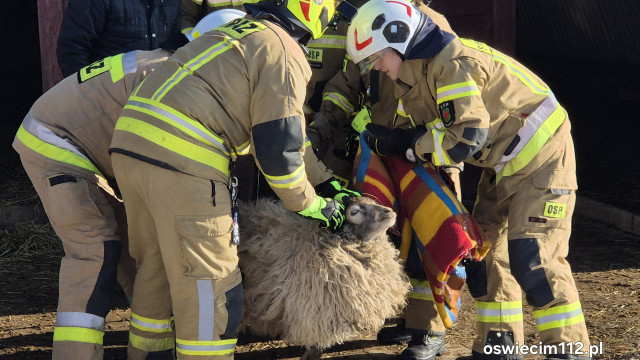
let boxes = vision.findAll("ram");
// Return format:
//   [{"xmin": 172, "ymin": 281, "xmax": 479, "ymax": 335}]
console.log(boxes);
[{"xmin": 238, "ymin": 196, "xmax": 410, "ymax": 359}]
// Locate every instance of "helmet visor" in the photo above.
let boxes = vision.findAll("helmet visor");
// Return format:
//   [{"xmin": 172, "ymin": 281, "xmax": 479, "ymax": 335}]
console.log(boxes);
[{"xmin": 356, "ymin": 47, "xmax": 391, "ymax": 76}]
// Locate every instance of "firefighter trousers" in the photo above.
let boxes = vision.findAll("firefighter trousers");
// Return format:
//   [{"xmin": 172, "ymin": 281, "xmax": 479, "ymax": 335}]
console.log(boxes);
[
  {"xmin": 20, "ymin": 156, "xmax": 135, "ymax": 360},
  {"xmin": 467, "ymin": 132, "xmax": 590, "ymax": 359},
  {"xmin": 111, "ymin": 154, "xmax": 243, "ymax": 359}
]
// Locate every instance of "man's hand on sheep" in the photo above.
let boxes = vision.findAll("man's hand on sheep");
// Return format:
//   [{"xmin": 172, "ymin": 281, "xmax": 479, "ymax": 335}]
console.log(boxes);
[
  {"xmin": 315, "ymin": 178, "xmax": 361, "ymax": 202},
  {"xmin": 297, "ymin": 195, "xmax": 346, "ymax": 231}
]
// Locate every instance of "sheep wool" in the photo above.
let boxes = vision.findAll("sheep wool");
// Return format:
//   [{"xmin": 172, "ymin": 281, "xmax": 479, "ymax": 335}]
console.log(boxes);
[{"xmin": 238, "ymin": 196, "xmax": 410, "ymax": 350}]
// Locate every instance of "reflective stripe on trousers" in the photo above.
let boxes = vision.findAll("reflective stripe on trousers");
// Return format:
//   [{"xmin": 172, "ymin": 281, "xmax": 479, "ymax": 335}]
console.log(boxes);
[
  {"xmin": 129, "ymin": 313, "xmax": 176, "ymax": 352},
  {"xmin": 409, "ymin": 278, "xmax": 434, "ymax": 301},
  {"xmin": 53, "ymin": 312, "xmax": 106, "ymax": 345},
  {"xmin": 533, "ymin": 301, "xmax": 585, "ymax": 332},
  {"xmin": 475, "ymin": 300, "xmax": 524, "ymax": 324}
]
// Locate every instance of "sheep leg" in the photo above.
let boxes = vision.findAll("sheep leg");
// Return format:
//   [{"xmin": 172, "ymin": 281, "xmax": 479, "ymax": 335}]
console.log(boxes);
[{"xmin": 300, "ymin": 346, "xmax": 323, "ymax": 360}]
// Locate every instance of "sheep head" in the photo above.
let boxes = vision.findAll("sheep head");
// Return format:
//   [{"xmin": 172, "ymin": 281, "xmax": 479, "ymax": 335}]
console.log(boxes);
[{"xmin": 341, "ymin": 196, "xmax": 396, "ymax": 242}]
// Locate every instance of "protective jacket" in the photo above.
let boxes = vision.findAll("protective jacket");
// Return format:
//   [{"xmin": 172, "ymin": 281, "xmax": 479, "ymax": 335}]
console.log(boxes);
[
  {"xmin": 110, "ymin": 16, "xmax": 317, "ymax": 211},
  {"xmin": 401, "ymin": 37, "xmax": 565, "ymax": 199},
  {"xmin": 57, "ymin": 0, "xmax": 181, "ymax": 77}
]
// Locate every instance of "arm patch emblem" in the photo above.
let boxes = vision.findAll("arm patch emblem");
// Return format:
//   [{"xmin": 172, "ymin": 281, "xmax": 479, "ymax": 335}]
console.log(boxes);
[{"xmin": 438, "ymin": 101, "xmax": 456, "ymax": 127}]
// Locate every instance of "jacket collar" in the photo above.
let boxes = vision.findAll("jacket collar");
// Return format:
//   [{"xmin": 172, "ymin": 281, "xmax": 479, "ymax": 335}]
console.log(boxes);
[
  {"xmin": 405, "ymin": 17, "xmax": 456, "ymax": 60},
  {"xmin": 394, "ymin": 18, "xmax": 456, "ymax": 95}
]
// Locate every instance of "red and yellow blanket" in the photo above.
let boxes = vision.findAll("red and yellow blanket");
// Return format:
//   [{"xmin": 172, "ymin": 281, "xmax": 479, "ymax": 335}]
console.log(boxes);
[{"xmin": 352, "ymin": 137, "xmax": 489, "ymax": 328}]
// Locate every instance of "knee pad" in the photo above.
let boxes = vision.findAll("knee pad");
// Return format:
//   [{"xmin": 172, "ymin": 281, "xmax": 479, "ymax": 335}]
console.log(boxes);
[
  {"xmin": 87, "ymin": 240, "xmax": 121, "ymax": 316},
  {"xmin": 507, "ymin": 238, "xmax": 554, "ymax": 307},
  {"xmin": 221, "ymin": 282, "xmax": 243, "ymax": 339}
]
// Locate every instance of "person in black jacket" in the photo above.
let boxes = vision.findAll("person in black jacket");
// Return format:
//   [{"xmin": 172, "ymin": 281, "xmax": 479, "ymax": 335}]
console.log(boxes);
[{"xmin": 57, "ymin": 0, "xmax": 182, "ymax": 77}]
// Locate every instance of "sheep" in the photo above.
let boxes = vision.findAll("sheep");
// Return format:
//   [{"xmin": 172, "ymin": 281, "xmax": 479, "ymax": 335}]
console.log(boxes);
[{"xmin": 237, "ymin": 196, "xmax": 411, "ymax": 359}]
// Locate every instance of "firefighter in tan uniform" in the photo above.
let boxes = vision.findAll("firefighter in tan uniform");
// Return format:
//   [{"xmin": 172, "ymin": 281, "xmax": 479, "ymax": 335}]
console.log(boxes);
[
  {"xmin": 11, "ymin": 12, "xmax": 244, "ymax": 360},
  {"xmin": 109, "ymin": 1, "xmax": 354, "ymax": 358},
  {"xmin": 347, "ymin": 1, "xmax": 591, "ymax": 359},
  {"xmin": 307, "ymin": 3, "xmax": 460, "ymax": 360}
]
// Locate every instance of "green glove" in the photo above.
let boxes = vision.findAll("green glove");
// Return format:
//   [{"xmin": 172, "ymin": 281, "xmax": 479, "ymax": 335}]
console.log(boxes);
[
  {"xmin": 351, "ymin": 105, "xmax": 372, "ymax": 134},
  {"xmin": 298, "ymin": 195, "xmax": 345, "ymax": 231},
  {"xmin": 315, "ymin": 178, "xmax": 361, "ymax": 202}
]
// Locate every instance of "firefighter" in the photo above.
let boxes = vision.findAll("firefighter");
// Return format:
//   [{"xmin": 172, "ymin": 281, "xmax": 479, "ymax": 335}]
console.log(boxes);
[
  {"xmin": 108, "ymin": 0, "xmax": 357, "ymax": 358},
  {"xmin": 307, "ymin": 3, "xmax": 461, "ymax": 360},
  {"xmin": 346, "ymin": 0, "xmax": 590, "ymax": 359},
  {"xmin": 12, "ymin": 10, "xmax": 244, "ymax": 360}
]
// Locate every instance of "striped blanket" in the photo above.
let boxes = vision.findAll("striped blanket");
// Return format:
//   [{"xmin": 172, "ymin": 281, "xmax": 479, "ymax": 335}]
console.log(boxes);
[{"xmin": 353, "ymin": 134, "xmax": 489, "ymax": 328}]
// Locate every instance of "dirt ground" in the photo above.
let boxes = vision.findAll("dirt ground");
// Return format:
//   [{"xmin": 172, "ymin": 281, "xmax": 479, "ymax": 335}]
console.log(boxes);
[{"xmin": 1, "ymin": 212, "xmax": 639, "ymax": 360}]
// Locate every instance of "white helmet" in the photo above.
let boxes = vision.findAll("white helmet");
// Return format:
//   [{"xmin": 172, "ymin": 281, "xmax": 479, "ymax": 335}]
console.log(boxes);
[
  {"xmin": 187, "ymin": 9, "xmax": 247, "ymax": 41},
  {"xmin": 346, "ymin": 0, "xmax": 424, "ymax": 75}
]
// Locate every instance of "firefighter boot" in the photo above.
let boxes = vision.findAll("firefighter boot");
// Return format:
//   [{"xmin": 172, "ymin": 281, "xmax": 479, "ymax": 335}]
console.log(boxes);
[
  {"xmin": 399, "ymin": 331, "xmax": 446, "ymax": 360},
  {"xmin": 377, "ymin": 321, "xmax": 425, "ymax": 344}
]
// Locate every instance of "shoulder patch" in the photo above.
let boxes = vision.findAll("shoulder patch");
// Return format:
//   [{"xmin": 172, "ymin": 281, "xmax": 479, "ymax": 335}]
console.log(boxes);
[
  {"xmin": 216, "ymin": 18, "xmax": 266, "ymax": 39},
  {"xmin": 459, "ymin": 38, "xmax": 493, "ymax": 55},
  {"xmin": 78, "ymin": 57, "xmax": 112, "ymax": 83},
  {"xmin": 438, "ymin": 101, "xmax": 456, "ymax": 127},
  {"xmin": 306, "ymin": 48, "xmax": 324, "ymax": 68}
]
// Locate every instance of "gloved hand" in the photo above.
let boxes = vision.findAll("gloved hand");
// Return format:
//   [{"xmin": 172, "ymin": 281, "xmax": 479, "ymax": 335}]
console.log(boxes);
[
  {"xmin": 363, "ymin": 123, "xmax": 427, "ymax": 162},
  {"xmin": 351, "ymin": 105, "xmax": 372, "ymax": 134},
  {"xmin": 315, "ymin": 178, "xmax": 361, "ymax": 202},
  {"xmin": 309, "ymin": 112, "xmax": 337, "ymax": 142},
  {"xmin": 297, "ymin": 195, "xmax": 345, "ymax": 231},
  {"xmin": 334, "ymin": 106, "xmax": 371, "ymax": 161},
  {"xmin": 341, "ymin": 128, "xmax": 360, "ymax": 161},
  {"xmin": 307, "ymin": 131, "xmax": 322, "ymax": 153}
]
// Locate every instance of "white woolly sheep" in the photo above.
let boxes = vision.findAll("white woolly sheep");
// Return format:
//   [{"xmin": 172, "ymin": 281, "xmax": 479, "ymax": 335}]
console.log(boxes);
[{"xmin": 237, "ymin": 196, "xmax": 411, "ymax": 359}]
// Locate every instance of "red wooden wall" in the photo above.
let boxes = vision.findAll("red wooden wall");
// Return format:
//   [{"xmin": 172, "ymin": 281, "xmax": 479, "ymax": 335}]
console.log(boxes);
[{"xmin": 37, "ymin": 0, "xmax": 68, "ymax": 92}]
